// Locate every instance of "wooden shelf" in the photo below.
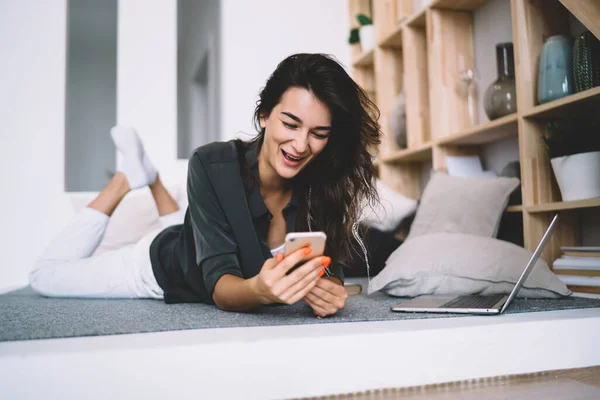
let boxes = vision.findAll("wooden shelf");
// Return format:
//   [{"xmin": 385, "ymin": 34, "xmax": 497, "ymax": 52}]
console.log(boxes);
[
  {"xmin": 379, "ymin": 25, "xmax": 403, "ymax": 49},
  {"xmin": 348, "ymin": 0, "xmax": 600, "ymax": 265},
  {"xmin": 429, "ymin": 0, "xmax": 490, "ymax": 11},
  {"xmin": 522, "ymin": 87, "xmax": 600, "ymax": 119},
  {"xmin": 381, "ymin": 143, "xmax": 433, "ymax": 163},
  {"xmin": 527, "ymin": 198, "xmax": 600, "ymax": 213},
  {"xmin": 405, "ymin": 9, "xmax": 426, "ymax": 28},
  {"xmin": 437, "ymin": 114, "xmax": 518, "ymax": 146},
  {"xmin": 352, "ymin": 48, "xmax": 374, "ymax": 68}
]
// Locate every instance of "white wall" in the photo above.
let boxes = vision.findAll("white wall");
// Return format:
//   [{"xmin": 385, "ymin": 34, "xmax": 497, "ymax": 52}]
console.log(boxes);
[
  {"xmin": 117, "ymin": 0, "xmax": 185, "ymax": 186},
  {"xmin": 220, "ymin": 0, "xmax": 350, "ymax": 141},
  {"xmin": 0, "ymin": 0, "xmax": 73, "ymax": 293},
  {"xmin": 178, "ymin": 0, "xmax": 221, "ymax": 158},
  {"xmin": 0, "ymin": 0, "xmax": 351, "ymax": 292}
]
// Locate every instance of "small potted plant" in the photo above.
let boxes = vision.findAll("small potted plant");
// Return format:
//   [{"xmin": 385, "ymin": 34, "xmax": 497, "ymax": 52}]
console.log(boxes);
[
  {"xmin": 357, "ymin": 14, "xmax": 375, "ymax": 53},
  {"xmin": 542, "ymin": 116, "xmax": 600, "ymax": 201}
]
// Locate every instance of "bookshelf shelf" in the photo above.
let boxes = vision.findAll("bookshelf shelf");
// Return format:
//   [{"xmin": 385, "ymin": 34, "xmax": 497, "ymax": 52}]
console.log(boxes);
[
  {"xmin": 405, "ymin": 8, "xmax": 426, "ymax": 28},
  {"xmin": 429, "ymin": 0, "xmax": 490, "ymax": 11},
  {"xmin": 379, "ymin": 25, "xmax": 403, "ymax": 49},
  {"xmin": 381, "ymin": 143, "xmax": 433, "ymax": 163},
  {"xmin": 505, "ymin": 205, "xmax": 523, "ymax": 213},
  {"xmin": 437, "ymin": 114, "xmax": 518, "ymax": 146},
  {"xmin": 522, "ymin": 87, "xmax": 600, "ymax": 119},
  {"xmin": 352, "ymin": 48, "xmax": 374, "ymax": 68},
  {"xmin": 527, "ymin": 198, "xmax": 600, "ymax": 213}
]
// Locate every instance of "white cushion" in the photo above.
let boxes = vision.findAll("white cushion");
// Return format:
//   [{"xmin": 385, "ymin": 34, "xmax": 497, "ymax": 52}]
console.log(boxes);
[
  {"xmin": 70, "ymin": 185, "xmax": 183, "ymax": 255},
  {"xmin": 368, "ymin": 232, "xmax": 571, "ymax": 298},
  {"xmin": 361, "ymin": 180, "xmax": 417, "ymax": 232},
  {"xmin": 405, "ymin": 172, "xmax": 520, "ymax": 240}
]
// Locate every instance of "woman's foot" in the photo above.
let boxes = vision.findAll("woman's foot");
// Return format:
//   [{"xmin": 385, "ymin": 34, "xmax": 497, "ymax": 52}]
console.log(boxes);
[{"xmin": 110, "ymin": 125, "xmax": 157, "ymax": 189}]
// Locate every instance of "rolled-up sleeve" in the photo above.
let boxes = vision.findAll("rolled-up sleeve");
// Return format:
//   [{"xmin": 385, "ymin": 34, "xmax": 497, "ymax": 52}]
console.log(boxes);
[{"xmin": 187, "ymin": 153, "xmax": 243, "ymax": 297}]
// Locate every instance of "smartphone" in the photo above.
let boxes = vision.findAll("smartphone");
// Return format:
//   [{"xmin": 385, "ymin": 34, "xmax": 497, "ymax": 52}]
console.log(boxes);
[{"xmin": 283, "ymin": 231, "xmax": 327, "ymax": 265}]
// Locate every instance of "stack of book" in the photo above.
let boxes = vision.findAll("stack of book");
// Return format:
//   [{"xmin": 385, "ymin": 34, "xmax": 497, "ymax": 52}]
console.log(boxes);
[{"xmin": 553, "ymin": 246, "xmax": 600, "ymax": 294}]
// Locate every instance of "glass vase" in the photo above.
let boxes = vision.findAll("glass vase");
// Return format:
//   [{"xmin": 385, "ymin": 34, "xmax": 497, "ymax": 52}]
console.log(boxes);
[{"xmin": 484, "ymin": 43, "xmax": 517, "ymax": 120}]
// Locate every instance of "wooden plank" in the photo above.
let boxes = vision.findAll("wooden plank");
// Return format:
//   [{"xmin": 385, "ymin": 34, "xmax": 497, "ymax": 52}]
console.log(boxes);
[
  {"xmin": 559, "ymin": 0, "xmax": 600, "ymax": 41},
  {"xmin": 374, "ymin": 47, "xmax": 404, "ymax": 158},
  {"xmin": 427, "ymin": 9, "xmax": 475, "ymax": 141},
  {"xmin": 374, "ymin": 0, "xmax": 401, "ymax": 43},
  {"xmin": 396, "ymin": 0, "xmax": 413, "ymax": 23},
  {"xmin": 437, "ymin": 113, "xmax": 518, "ymax": 146},
  {"xmin": 378, "ymin": 163, "xmax": 422, "ymax": 199},
  {"xmin": 380, "ymin": 143, "xmax": 433, "ymax": 163},
  {"xmin": 527, "ymin": 198, "xmax": 600, "ymax": 213},
  {"xmin": 403, "ymin": 25, "xmax": 430, "ymax": 148},
  {"xmin": 353, "ymin": 49, "xmax": 374, "ymax": 68},
  {"xmin": 506, "ymin": 205, "xmax": 523, "ymax": 212},
  {"xmin": 405, "ymin": 8, "xmax": 426, "ymax": 27},
  {"xmin": 519, "ymin": 117, "xmax": 561, "ymax": 207},
  {"xmin": 429, "ymin": 0, "xmax": 489, "ymax": 11},
  {"xmin": 379, "ymin": 25, "xmax": 403, "ymax": 48},
  {"xmin": 522, "ymin": 87, "xmax": 600, "ymax": 119}
]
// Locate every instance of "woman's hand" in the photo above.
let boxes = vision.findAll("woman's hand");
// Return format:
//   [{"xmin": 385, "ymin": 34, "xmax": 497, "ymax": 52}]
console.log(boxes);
[
  {"xmin": 253, "ymin": 247, "xmax": 329, "ymax": 306},
  {"xmin": 304, "ymin": 276, "xmax": 348, "ymax": 317}
]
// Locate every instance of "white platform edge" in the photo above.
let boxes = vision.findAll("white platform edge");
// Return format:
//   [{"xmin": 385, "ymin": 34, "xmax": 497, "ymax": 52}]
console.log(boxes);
[{"xmin": 1, "ymin": 307, "xmax": 600, "ymax": 399}]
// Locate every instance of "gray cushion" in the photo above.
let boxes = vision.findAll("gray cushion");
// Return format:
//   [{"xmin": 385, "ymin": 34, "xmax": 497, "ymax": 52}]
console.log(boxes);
[
  {"xmin": 406, "ymin": 172, "xmax": 520, "ymax": 241},
  {"xmin": 368, "ymin": 233, "xmax": 571, "ymax": 298}
]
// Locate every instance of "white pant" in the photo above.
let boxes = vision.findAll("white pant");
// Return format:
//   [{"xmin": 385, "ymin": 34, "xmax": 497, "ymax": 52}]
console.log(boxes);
[{"xmin": 29, "ymin": 208, "xmax": 184, "ymax": 299}]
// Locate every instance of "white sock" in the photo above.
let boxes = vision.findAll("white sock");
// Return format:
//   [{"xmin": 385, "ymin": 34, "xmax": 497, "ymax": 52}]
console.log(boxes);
[{"xmin": 110, "ymin": 125, "xmax": 157, "ymax": 189}]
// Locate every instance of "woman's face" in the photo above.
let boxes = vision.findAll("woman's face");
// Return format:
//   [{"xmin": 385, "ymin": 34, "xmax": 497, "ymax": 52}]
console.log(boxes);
[{"xmin": 259, "ymin": 87, "xmax": 331, "ymax": 182}]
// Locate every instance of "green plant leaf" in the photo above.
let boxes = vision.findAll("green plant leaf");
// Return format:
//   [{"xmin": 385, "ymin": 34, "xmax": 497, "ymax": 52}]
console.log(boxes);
[
  {"xmin": 356, "ymin": 14, "xmax": 372, "ymax": 26},
  {"xmin": 349, "ymin": 27, "xmax": 360, "ymax": 44}
]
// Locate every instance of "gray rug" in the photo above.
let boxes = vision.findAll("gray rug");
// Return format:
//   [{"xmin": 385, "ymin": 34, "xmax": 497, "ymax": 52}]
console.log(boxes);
[{"xmin": 2, "ymin": 284, "xmax": 600, "ymax": 342}]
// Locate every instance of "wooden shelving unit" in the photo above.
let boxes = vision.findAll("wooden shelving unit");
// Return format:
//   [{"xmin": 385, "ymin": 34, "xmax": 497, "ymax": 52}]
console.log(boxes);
[
  {"xmin": 437, "ymin": 113, "xmax": 518, "ymax": 146},
  {"xmin": 522, "ymin": 86, "xmax": 600, "ymax": 119},
  {"xmin": 528, "ymin": 198, "xmax": 600, "ymax": 214},
  {"xmin": 506, "ymin": 205, "xmax": 524, "ymax": 213},
  {"xmin": 379, "ymin": 25, "xmax": 403, "ymax": 48},
  {"xmin": 352, "ymin": 48, "xmax": 374, "ymax": 68},
  {"xmin": 348, "ymin": 0, "xmax": 600, "ymax": 264},
  {"xmin": 381, "ymin": 142, "xmax": 433, "ymax": 163}
]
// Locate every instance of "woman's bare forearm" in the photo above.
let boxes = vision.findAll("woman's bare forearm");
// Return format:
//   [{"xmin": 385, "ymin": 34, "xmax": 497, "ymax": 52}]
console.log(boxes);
[{"xmin": 212, "ymin": 274, "xmax": 266, "ymax": 312}]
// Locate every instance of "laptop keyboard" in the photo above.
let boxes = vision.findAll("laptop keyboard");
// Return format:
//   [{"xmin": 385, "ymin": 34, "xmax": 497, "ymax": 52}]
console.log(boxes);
[{"xmin": 441, "ymin": 294, "xmax": 506, "ymax": 309}]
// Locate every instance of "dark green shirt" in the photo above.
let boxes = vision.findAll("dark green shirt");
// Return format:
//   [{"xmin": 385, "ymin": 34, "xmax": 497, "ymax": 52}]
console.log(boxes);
[{"xmin": 150, "ymin": 141, "xmax": 343, "ymax": 304}]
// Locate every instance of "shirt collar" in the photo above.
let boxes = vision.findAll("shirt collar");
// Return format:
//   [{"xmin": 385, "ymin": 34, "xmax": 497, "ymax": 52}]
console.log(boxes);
[{"xmin": 244, "ymin": 141, "xmax": 300, "ymax": 218}]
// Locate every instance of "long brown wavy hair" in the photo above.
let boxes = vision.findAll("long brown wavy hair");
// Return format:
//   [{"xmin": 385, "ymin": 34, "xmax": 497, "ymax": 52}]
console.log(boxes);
[{"xmin": 235, "ymin": 53, "xmax": 381, "ymax": 267}]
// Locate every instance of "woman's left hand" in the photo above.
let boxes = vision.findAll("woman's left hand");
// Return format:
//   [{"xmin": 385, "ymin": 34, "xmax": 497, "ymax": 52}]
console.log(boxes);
[{"xmin": 304, "ymin": 277, "xmax": 348, "ymax": 317}]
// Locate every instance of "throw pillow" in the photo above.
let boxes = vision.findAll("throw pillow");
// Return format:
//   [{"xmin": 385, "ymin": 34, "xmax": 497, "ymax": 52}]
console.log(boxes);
[
  {"xmin": 361, "ymin": 179, "xmax": 418, "ymax": 232},
  {"xmin": 368, "ymin": 232, "xmax": 571, "ymax": 298},
  {"xmin": 405, "ymin": 172, "xmax": 520, "ymax": 240}
]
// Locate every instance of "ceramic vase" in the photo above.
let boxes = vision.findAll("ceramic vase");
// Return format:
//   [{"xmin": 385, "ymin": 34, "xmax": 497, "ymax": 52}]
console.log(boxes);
[
  {"xmin": 538, "ymin": 35, "xmax": 573, "ymax": 104},
  {"xmin": 573, "ymin": 31, "xmax": 600, "ymax": 93},
  {"xmin": 551, "ymin": 151, "xmax": 600, "ymax": 201},
  {"xmin": 359, "ymin": 25, "xmax": 376, "ymax": 52},
  {"xmin": 484, "ymin": 43, "xmax": 517, "ymax": 120}
]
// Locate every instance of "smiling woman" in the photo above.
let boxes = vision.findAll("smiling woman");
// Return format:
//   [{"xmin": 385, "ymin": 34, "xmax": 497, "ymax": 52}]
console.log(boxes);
[{"xmin": 29, "ymin": 53, "xmax": 382, "ymax": 318}]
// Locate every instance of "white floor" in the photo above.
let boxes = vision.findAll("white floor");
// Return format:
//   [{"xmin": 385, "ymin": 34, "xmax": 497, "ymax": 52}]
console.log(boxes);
[{"xmin": 1, "ymin": 307, "xmax": 600, "ymax": 399}]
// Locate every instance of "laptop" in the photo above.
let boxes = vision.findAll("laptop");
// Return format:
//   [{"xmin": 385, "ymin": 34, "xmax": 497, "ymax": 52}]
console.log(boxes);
[{"xmin": 391, "ymin": 214, "xmax": 559, "ymax": 315}]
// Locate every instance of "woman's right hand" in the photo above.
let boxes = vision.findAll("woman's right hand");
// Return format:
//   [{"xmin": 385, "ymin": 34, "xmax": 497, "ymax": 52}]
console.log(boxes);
[{"xmin": 253, "ymin": 247, "xmax": 330, "ymax": 305}]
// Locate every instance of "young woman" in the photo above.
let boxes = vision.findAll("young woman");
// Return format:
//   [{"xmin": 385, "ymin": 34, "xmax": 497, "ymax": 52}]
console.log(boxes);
[{"xmin": 30, "ymin": 53, "xmax": 381, "ymax": 317}]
